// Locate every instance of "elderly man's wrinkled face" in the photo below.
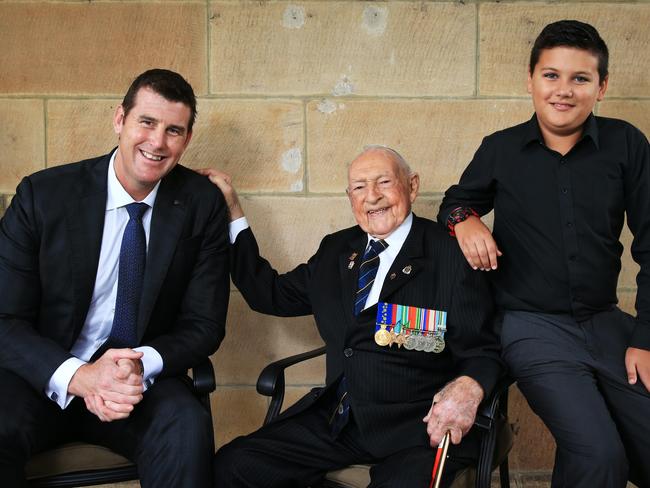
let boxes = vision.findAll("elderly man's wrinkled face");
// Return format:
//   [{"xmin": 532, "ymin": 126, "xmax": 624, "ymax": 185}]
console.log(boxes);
[{"xmin": 347, "ymin": 150, "xmax": 419, "ymax": 239}]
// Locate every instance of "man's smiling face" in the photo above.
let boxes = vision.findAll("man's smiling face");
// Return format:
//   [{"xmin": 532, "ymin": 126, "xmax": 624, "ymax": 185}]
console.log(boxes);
[
  {"xmin": 113, "ymin": 87, "xmax": 193, "ymax": 201},
  {"xmin": 347, "ymin": 149, "xmax": 419, "ymax": 239}
]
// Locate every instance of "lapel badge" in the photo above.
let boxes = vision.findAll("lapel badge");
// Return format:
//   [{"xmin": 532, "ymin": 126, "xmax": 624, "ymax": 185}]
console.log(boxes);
[
  {"xmin": 390, "ymin": 272, "xmax": 397, "ymax": 280},
  {"xmin": 402, "ymin": 265, "xmax": 412, "ymax": 275},
  {"xmin": 348, "ymin": 261, "xmax": 355, "ymax": 270},
  {"xmin": 348, "ymin": 252, "xmax": 357, "ymax": 269}
]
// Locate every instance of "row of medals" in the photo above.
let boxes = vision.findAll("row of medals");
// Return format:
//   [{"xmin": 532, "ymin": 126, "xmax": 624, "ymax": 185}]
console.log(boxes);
[{"xmin": 374, "ymin": 324, "xmax": 446, "ymax": 353}]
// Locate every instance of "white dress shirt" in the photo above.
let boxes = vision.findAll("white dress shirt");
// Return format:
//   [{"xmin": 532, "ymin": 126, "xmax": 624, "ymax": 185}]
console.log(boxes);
[
  {"xmin": 229, "ymin": 212, "xmax": 413, "ymax": 312},
  {"xmin": 46, "ymin": 152, "xmax": 164, "ymax": 408}
]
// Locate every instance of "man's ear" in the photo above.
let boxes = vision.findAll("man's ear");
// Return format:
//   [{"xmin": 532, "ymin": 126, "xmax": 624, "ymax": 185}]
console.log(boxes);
[
  {"xmin": 597, "ymin": 75, "xmax": 609, "ymax": 102},
  {"xmin": 113, "ymin": 105, "xmax": 125, "ymax": 136},
  {"xmin": 409, "ymin": 173, "xmax": 420, "ymax": 203}
]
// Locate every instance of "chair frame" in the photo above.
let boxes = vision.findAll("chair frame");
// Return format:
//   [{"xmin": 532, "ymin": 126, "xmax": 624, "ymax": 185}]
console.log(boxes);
[
  {"xmin": 256, "ymin": 346, "xmax": 511, "ymax": 488},
  {"xmin": 27, "ymin": 358, "xmax": 216, "ymax": 488}
]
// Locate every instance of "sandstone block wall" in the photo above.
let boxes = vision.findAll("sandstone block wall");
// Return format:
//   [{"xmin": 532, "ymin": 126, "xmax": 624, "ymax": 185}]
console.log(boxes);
[{"xmin": 1, "ymin": 1, "xmax": 648, "ymax": 479}]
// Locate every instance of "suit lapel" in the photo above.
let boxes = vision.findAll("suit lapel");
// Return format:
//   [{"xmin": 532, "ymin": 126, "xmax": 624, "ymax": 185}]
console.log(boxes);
[
  {"xmin": 137, "ymin": 170, "xmax": 187, "ymax": 339},
  {"xmin": 339, "ymin": 230, "xmax": 367, "ymax": 328},
  {"xmin": 66, "ymin": 155, "xmax": 110, "ymax": 340},
  {"xmin": 378, "ymin": 215, "xmax": 426, "ymax": 303}
]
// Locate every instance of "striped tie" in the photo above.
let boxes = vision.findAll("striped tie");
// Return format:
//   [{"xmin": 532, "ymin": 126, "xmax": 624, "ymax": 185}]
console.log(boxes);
[{"xmin": 354, "ymin": 239, "xmax": 388, "ymax": 315}]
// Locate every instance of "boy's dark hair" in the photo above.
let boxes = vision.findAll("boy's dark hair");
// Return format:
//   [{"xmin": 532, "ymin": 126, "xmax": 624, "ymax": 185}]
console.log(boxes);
[
  {"xmin": 121, "ymin": 69, "xmax": 197, "ymax": 132},
  {"xmin": 529, "ymin": 20, "xmax": 609, "ymax": 82}
]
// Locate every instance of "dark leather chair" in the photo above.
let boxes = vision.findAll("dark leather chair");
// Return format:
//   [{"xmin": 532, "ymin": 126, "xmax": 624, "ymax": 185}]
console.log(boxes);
[
  {"xmin": 26, "ymin": 359, "xmax": 216, "ymax": 488},
  {"xmin": 257, "ymin": 347, "xmax": 513, "ymax": 488}
]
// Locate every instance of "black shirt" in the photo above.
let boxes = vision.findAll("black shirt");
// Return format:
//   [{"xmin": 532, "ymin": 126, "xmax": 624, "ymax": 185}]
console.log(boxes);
[{"xmin": 438, "ymin": 114, "xmax": 650, "ymax": 349}]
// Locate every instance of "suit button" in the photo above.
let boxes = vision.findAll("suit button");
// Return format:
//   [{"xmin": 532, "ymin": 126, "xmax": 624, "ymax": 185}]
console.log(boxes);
[{"xmin": 343, "ymin": 348, "xmax": 353, "ymax": 357}]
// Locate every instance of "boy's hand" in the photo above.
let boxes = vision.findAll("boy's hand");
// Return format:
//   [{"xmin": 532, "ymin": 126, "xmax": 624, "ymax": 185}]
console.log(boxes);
[
  {"xmin": 625, "ymin": 347, "xmax": 650, "ymax": 392},
  {"xmin": 195, "ymin": 168, "xmax": 244, "ymax": 222},
  {"xmin": 454, "ymin": 216, "xmax": 502, "ymax": 271}
]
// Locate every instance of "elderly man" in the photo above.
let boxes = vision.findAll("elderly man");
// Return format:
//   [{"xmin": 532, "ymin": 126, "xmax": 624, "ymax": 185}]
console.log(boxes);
[
  {"xmin": 207, "ymin": 146, "xmax": 502, "ymax": 487},
  {"xmin": 0, "ymin": 69, "xmax": 229, "ymax": 487}
]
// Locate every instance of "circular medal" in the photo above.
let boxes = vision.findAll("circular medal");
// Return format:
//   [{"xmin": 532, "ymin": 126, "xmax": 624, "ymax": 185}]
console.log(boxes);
[
  {"xmin": 433, "ymin": 336, "xmax": 446, "ymax": 353},
  {"xmin": 375, "ymin": 328, "xmax": 391, "ymax": 347},
  {"xmin": 404, "ymin": 334, "xmax": 416, "ymax": 350},
  {"xmin": 423, "ymin": 335, "xmax": 435, "ymax": 353},
  {"xmin": 414, "ymin": 334, "xmax": 425, "ymax": 351}
]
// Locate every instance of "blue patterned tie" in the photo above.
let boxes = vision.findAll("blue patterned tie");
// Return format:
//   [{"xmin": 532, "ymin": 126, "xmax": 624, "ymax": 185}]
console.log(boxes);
[
  {"xmin": 354, "ymin": 239, "xmax": 388, "ymax": 315},
  {"xmin": 106, "ymin": 202, "xmax": 148, "ymax": 349}
]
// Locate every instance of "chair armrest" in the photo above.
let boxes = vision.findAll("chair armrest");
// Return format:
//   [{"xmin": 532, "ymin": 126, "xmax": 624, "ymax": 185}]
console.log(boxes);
[
  {"xmin": 473, "ymin": 376, "xmax": 512, "ymax": 431},
  {"xmin": 191, "ymin": 357, "xmax": 217, "ymax": 395},
  {"xmin": 256, "ymin": 346, "xmax": 326, "ymax": 425}
]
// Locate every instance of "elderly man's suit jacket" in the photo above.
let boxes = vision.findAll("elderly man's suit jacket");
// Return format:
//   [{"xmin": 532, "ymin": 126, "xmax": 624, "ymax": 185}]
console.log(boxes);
[
  {"xmin": 231, "ymin": 214, "xmax": 502, "ymax": 457},
  {"xmin": 0, "ymin": 151, "xmax": 230, "ymax": 393}
]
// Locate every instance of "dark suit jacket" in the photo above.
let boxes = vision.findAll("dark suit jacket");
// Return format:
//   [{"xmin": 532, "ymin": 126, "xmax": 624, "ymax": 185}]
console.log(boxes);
[
  {"xmin": 231, "ymin": 214, "xmax": 501, "ymax": 457},
  {"xmin": 0, "ymin": 151, "xmax": 230, "ymax": 393}
]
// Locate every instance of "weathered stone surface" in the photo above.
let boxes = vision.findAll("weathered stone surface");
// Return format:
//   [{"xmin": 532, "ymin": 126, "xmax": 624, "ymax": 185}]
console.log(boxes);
[
  {"xmin": 211, "ymin": 387, "xmax": 268, "ymax": 448},
  {"xmin": 0, "ymin": 99, "xmax": 45, "ymax": 192},
  {"xmin": 210, "ymin": 1, "xmax": 476, "ymax": 96},
  {"xmin": 599, "ymin": 100, "xmax": 650, "ymax": 139},
  {"xmin": 0, "ymin": 2, "xmax": 207, "ymax": 95},
  {"xmin": 46, "ymin": 99, "xmax": 118, "ymax": 166},
  {"xmin": 306, "ymin": 99, "xmax": 532, "ymax": 193},
  {"xmin": 183, "ymin": 99, "xmax": 305, "ymax": 192},
  {"xmin": 479, "ymin": 3, "xmax": 650, "ymax": 97}
]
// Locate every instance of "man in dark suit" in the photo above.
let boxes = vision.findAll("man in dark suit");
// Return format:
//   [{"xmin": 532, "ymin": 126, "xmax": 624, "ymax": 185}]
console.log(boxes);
[
  {"xmin": 206, "ymin": 146, "xmax": 501, "ymax": 487},
  {"xmin": 0, "ymin": 69, "xmax": 230, "ymax": 487}
]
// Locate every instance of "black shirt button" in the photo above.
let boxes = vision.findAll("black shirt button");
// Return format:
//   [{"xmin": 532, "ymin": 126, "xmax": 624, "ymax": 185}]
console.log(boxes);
[
  {"xmin": 567, "ymin": 222, "xmax": 573, "ymax": 228},
  {"xmin": 569, "ymin": 255, "xmax": 577, "ymax": 261},
  {"xmin": 560, "ymin": 159, "xmax": 567, "ymax": 165},
  {"xmin": 344, "ymin": 348, "xmax": 353, "ymax": 357},
  {"xmin": 562, "ymin": 188, "xmax": 568, "ymax": 194}
]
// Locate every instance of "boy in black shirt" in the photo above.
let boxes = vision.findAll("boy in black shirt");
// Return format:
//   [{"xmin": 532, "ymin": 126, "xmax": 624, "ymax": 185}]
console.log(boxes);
[{"xmin": 439, "ymin": 20, "xmax": 650, "ymax": 488}]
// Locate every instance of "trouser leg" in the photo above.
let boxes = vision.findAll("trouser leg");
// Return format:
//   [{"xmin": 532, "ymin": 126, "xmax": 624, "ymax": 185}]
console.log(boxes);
[
  {"xmin": 0, "ymin": 369, "xmax": 71, "ymax": 488},
  {"xmin": 501, "ymin": 311, "xmax": 628, "ymax": 488},
  {"xmin": 78, "ymin": 376, "xmax": 213, "ymax": 488}
]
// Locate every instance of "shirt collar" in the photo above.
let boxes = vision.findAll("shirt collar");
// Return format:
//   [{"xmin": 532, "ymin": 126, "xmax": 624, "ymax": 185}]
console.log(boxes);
[
  {"xmin": 106, "ymin": 150, "xmax": 160, "ymax": 211},
  {"xmin": 366, "ymin": 212, "xmax": 413, "ymax": 253},
  {"xmin": 521, "ymin": 113, "xmax": 600, "ymax": 150}
]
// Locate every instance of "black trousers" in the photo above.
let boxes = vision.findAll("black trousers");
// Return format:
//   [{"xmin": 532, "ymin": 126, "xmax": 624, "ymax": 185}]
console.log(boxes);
[
  {"xmin": 213, "ymin": 386, "xmax": 479, "ymax": 488},
  {"xmin": 0, "ymin": 370, "xmax": 213, "ymax": 488},
  {"xmin": 501, "ymin": 308, "xmax": 650, "ymax": 488}
]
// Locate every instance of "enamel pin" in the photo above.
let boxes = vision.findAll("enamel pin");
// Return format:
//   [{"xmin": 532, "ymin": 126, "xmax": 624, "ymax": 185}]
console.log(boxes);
[{"xmin": 402, "ymin": 265, "xmax": 412, "ymax": 275}]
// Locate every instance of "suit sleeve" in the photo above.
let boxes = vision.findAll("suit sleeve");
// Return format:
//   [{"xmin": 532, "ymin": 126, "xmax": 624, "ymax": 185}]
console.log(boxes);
[
  {"xmin": 230, "ymin": 227, "xmax": 322, "ymax": 317},
  {"xmin": 0, "ymin": 177, "xmax": 74, "ymax": 391},
  {"xmin": 446, "ymin": 253, "xmax": 503, "ymax": 396},
  {"xmin": 147, "ymin": 189, "xmax": 231, "ymax": 378}
]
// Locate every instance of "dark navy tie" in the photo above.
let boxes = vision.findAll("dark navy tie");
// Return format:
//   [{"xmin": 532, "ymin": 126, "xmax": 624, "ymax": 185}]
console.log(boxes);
[
  {"xmin": 354, "ymin": 239, "xmax": 388, "ymax": 315},
  {"xmin": 106, "ymin": 202, "xmax": 148, "ymax": 349}
]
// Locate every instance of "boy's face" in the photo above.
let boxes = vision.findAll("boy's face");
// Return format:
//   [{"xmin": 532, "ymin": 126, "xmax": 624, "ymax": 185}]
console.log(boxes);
[{"xmin": 528, "ymin": 46, "xmax": 608, "ymax": 143}]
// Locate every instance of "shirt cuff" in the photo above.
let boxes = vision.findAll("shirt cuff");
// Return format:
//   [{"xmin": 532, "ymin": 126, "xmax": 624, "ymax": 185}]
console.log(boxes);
[
  {"xmin": 45, "ymin": 357, "xmax": 86, "ymax": 409},
  {"xmin": 229, "ymin": 217, "xmax": 250, "ymax": 244},
  {"xmin": 134, "ymin": 345, "xmax": 163, "ymax": 390}
]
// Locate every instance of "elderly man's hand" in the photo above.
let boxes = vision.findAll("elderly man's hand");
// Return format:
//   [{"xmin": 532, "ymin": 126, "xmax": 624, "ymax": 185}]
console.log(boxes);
[
  {"xmin": 195, "ymin": 168, "xmax": 244, "ymax": 222},
  {"xmin": 69, "ymin": 348, "xmax": 145, "ymax": 422},
  {"xmin": 454, "ymin": 216, "xmax": 502, "ymax": 271},
  {"xmin": 423, "ymin": 376, "xmax": 484, "ymax": 446}
]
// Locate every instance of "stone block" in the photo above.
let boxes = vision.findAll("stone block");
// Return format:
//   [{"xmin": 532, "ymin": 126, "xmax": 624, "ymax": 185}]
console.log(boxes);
[
  {"xmin": 599, "ymin": 100, "xmax": 650, "ymax": 139},
  {"xmin": 214, "ymin": 292, "xmax": 325, "ymax": 386},
  {"xmin": 46, "ymin": 100, "xmax": 118, "ymax": 167},
  {"xmin": 183, "ymin": 99, "xmax": 305, "ymax": 192},
  {"xmin": 618, "ymin": 223, "xmax": 639, "ymax": 290},
  {"xmin": 212, "ymin": 387, "xmax": 268, "ymax": 448},
  {"xmin": 306, "ymin": 99, "xmax": 532, "ymax": 193},
  {"xmin": 507, "ymin": 385, "xmax": 555, "ymax": 471},
  {"xmin": 210, "ymin": 1, "xmax": 475, "ymax": 96},
  {"xmin": 479, "ymin": 3, "xmax": 650, "ymax": 97},
  {"xmin": 0, "ymin": 2, "xmax": 207, "ymax": 95},
  {"xmin": 0, "ymin": 99, "xmax": 45, "ymax": 192}
]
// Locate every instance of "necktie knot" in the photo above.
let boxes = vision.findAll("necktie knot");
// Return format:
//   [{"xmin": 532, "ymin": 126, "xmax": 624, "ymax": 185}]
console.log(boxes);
[
  {"xmin": 126, "ymin": 202, "xmax": 148, "ymax": 221},
  {"xmin": 368, "ymin": 239, "xmax": 387, "ymax": 256},
  {"xmin": 354, "ymin": 239, "xmax": 388, "ymax": 315}
]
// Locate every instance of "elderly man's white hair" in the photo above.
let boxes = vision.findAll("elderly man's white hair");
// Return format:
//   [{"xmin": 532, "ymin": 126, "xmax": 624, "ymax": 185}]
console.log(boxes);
[{"xmin": 349, "ymin": 145, "xmax": 413, "ymax": 177}]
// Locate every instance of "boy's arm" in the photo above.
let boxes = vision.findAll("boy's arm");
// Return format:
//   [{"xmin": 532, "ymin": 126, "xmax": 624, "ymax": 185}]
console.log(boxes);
[
  {"xmin": 622, "ymin": 128, "xmax": 650, "ymax": 391},
  {"xmin": 438, "ymin": 137, "xmax": 501, "ymax": 270}
]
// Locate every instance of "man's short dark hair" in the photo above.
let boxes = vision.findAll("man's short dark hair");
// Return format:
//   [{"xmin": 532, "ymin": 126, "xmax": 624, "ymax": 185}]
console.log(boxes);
[
  {"xmin": 529, "ymin": 20, "xmax": 609, "ymax": 82},
  {"xmin": 121, "ymin": 69, "xmax": 197, "ymax": 132}
]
